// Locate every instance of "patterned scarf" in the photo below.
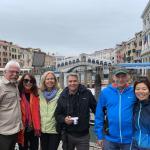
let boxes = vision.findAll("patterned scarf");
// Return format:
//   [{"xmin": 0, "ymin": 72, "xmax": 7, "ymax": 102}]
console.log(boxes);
[
  {"xmin": 43, "ymin": 88, "xmax": 58, "ymax": 102},
  {"xmin": 22, "ymin": 94, "xmax": 32, "ymax": 128}
]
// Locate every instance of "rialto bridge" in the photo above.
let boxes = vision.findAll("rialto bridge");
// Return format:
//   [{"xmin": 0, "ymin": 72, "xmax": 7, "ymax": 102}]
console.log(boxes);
[{"xmin": 56, "ymin": 53, "xmax": 112, "ymax": 88}]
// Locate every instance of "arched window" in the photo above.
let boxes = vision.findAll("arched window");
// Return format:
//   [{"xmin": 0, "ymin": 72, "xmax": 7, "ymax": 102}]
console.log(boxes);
[
  {"xmin": 69, "ymin": 61, "xmax": 72, "ymax": 65},
  {"xmin": 104, "ymin": 62, "xmax": 107, "ymax": 66},
  {"xmin": 73, "ymin": 60, "xmax": 75, "ymax": 64},
  {"xmin": 65, "ymin": 62, "xmax": 68, "ymax": 65},
  {"xmin": 92, "ymin": 59, "xmax": 95, "ymax": 64},
  {"xmin": 88, "ymin": 59, "xmax": 91, "ymax": 63},
  {"xmin": 108, "ymin": 62, "xmax": 111, "ymax": 66},
  {"xmin": 96, "ymin": 60, "xmax": 99, "ymax": 64},
  {"xmin": 76, "ymin": 59, "xmax": 80, "ymax": 62},
  {"xmin": 57, "ymin": 64, "xmax": 60, "ymax": 67},
  {"xmin": 61, "ymin": 63, "xmax": 64, "ymax": 66}
]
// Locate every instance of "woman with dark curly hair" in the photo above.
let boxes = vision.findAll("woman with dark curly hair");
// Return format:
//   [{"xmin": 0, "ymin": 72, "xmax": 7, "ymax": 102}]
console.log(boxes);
[
  {"xmin": 17, "ymin": 73, "xmax": 41, "ymax": 150},
  {"xmin": 130, "ymin": 77, "xmax": 150, "ymax": 150}
]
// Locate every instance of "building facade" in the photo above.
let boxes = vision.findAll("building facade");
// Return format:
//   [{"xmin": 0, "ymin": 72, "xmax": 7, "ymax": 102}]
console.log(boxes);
[
  {"xmin": 125, "ymin": 38, "xmax": 136, "ymax": 63},
  {"xmin": 44, "ymin": 53, "xmax": 56, "ymax": 70},
  {"xmin": 141, "ymin": 0, "xmax": 150, "ymax": 63},
  {"xmin": 115, "ymin": 42, "xmax": 126, "ymax": 64},
  {"xmin": 0, "ymin": 40, "xmax": 12, "ymax": 67},
  {"xmin": 134, "ymin": 31, "xmax": 142, "ymax": 63},
  {"xmin": 91, "ymin": 48, "xmax": 115, "ymax": 63},
  {"xmin": 141, "ymin": 0, "xmax": 150, "ymax": 75}
]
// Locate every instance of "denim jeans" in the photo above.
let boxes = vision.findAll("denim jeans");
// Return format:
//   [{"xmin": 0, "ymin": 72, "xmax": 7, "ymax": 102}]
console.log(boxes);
[
  {"xmin": 103, "ymin": 140, "xmax": 130, "ymax": 150},
  {"xmin": 130, "ymin": 139, "xmax": 150, "ymax": 150}
]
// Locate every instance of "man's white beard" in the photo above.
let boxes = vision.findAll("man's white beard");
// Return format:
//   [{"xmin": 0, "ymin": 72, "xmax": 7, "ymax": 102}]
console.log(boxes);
[{"xmin": 10, "ymin": 79, "xmax": 17, "ymax": 84}]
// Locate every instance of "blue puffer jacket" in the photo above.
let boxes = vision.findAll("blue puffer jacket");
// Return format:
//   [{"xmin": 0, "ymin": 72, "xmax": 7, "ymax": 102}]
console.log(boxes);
[
  {"xmin": 132, "ymin": 99, "xmax": 150, "ymax": 149},
  {"xmin": 95, "ymin": 84, "xmax": 136, "ymax": 143}
]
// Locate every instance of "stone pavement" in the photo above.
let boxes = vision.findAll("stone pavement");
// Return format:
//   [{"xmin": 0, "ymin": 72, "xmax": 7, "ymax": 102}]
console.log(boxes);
[
  {"xmin": 15, "ymin": 140, "xmax": 102, "ymax": 150},
  {"xmin": 57, "ymin": 141, "xmax": 102, "ymax": 150}
]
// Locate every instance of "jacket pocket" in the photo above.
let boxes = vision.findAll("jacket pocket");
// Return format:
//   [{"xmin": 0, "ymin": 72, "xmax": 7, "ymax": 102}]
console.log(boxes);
[{"xmin": 135, "ymin": 132, "xmax": 150, "ymax": 148}]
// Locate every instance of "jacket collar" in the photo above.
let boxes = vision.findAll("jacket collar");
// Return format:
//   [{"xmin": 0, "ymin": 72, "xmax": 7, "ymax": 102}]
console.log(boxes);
[
  {"xmin": 2, "ymin": 77, "xmax": 18, "ymax": 86},
  {"xmin": 2, "ymin": 77, "xmax": 11, "ymax": 84},
  {"xmin": 108, "ymin": 84, "xmax": 131, "ymax": 93},
  {"xmin": 138, "ymin": 99, "xmax": 150, "ymax": 106}
]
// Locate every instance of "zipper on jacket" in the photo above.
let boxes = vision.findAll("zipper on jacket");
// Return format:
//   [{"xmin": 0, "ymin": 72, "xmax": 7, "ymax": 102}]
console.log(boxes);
[
  {"xmin": 44, "ymin": 101, "xmax": 49, "ymax": 131},
  {"xmin": 138, "ymin": 103, "xmax": 142, "ymax": 146},
  {"xmin": 119, "ymin": 93, "xmax": 123, "ymax": 143},
  {"xmin": 118, "ymin": 88, "xmax": 125, "ymax": 143}
]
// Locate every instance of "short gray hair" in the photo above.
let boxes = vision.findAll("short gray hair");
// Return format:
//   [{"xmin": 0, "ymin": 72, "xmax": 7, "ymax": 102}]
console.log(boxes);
[
  {"xmin": 67, "ymin": 73, "xmax": 79, "ymax": 80},
  {"xmin": 4, "ymin": 60, "xmax": 20, "ymax": 71}
]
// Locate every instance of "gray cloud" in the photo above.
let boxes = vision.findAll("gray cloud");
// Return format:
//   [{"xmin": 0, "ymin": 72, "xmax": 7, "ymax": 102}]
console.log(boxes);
[{"xmin": 0, "ymin": 0, "xmax": 148, "ymax": 56}]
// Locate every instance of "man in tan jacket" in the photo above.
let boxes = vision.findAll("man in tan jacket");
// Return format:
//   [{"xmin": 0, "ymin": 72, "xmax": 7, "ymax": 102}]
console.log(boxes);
[{"xmin": 0, "ymin": 60, "xmax": 22, "ymax": 150}]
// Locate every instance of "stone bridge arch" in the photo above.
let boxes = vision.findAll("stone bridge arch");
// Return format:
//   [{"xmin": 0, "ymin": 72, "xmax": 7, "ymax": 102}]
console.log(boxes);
[{"xmin": 58, "ymin": 62, "xmax": 100, "ymax": 73}]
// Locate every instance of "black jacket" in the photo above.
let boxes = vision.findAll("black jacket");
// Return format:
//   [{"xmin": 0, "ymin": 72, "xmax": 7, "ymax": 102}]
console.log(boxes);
[
  {"xmin": 55, "ymin": 84, "xmax": 97, "ymax": 136},
  {"xmin": 132, "ymin": 99, "xmax": 150, "ymax": 148}
]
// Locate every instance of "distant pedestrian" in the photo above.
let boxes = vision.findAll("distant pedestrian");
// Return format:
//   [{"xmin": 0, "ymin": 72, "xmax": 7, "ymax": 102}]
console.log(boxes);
[
  {"xmin": 130, "ymin": 77, "xmax": 150, "ymax": 150},
  {"xmin": 18, "ymin": 73, "xmax": 41, "ymax": 150},
  {"xmin": 39, "ymin": 71, "xmax": 62, "ymax": 150},
  {"xmin": 55, "ymin": 73, "xmax": 97, "ymax": 150},
  {"xmin": 0, "ymin": 60, "xmax": 22, "ymax": 150},
  {"xmin": 95, "ymin": 68, "xmax": 136, "ymax": 150}
]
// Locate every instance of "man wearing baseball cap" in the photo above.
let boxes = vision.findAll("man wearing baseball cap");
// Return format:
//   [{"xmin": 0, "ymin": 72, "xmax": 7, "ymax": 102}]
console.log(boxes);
[{"xmin": 95, "ymin": 68, "xmax": 136, "ymax": 150}]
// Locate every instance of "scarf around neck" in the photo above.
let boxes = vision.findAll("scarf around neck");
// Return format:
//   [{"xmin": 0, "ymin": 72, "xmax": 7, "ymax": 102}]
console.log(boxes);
[
  {"xmin": 22, "ymin": 93, "xmax": 32, "ymax": 128},
  {"xmin": 43, "ymin": 88, "xmax": 58, "ymax": 102}
]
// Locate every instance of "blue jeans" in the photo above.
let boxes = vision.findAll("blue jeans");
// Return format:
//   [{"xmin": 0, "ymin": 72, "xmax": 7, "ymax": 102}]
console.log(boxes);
[
  {"xmin": 103, "ymin": 140, "xmax": 130, "ymax": 150},
  {"xmin": 130, "ymin": 139, "xmax": 150, "ymax": 150}
]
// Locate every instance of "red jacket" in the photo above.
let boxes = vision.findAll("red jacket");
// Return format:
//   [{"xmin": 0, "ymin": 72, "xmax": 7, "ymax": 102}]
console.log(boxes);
[{"xmin": 18, "ymin": 93, "xmax": 41, "ymax": 145}]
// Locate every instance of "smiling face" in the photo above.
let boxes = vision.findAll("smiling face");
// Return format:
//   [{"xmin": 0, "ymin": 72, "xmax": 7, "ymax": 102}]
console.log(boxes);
[
  {"xmin": 135, "ymin": 83, "xmax": 150, "ymax": 101},
  {"xmin": 67, "ymin": 75, "xmax": 79, "ymax": 94},
  {"xmin": 4, "ymin": 64, "xmax": 20, "ymax": 83},
  {"xmin": 44, "ymin": 73, "xmax": 56, "ymax": 90},
  {"xmin": 113, "ymin": 73, "xmax": 128, "ymax": 89},
  {"xmin": 23, "ymin": 75, "xmax": 33, "ymax": 90}
]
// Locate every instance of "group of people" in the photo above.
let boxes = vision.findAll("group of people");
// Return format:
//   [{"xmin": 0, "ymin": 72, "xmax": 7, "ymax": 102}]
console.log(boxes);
[
  {"xmin": 0, "ymin": 60, "xmax": 62, "ymax": 150},
  {"xmin": 0, "ymin": 60, "xmax": 150, "ymax": 150},
  {"xmin": 0, "ymin": 60, "xmax": 96, "ymax": 150}
]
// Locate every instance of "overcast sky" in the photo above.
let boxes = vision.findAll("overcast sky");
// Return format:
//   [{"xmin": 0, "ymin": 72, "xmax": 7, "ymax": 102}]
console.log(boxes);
[{"xmin": 0, "ymin": 0, "xmax": 149, "ymax": 56}]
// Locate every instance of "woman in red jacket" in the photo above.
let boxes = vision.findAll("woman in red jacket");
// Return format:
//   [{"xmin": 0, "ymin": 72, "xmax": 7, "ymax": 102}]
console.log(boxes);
[{"xmin": 18, "ymin": 73, "xmax": 41, "ymax": 150}]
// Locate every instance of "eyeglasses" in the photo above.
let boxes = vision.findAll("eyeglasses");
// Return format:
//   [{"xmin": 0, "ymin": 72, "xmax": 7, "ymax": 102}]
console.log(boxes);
[
  {"xmin": 23, "ymin": 79, "xmax": 33, "ymax": 84},
  {"xmin": 7, "ymin": 70, "xmax": 20, "ymax": 75}
]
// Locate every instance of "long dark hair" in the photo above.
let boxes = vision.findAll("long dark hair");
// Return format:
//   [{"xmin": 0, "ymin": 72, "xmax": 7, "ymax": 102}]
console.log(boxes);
[
  {"xmin": 18, "ymin": 73, "xmax": 39, "ymax": 97},
  {"xmin": 134, "ymin": 77, "xmax": 150, "ymax": 99}
]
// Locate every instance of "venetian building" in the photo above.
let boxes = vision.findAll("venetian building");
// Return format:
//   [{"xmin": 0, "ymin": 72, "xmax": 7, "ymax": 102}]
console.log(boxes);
[
  {"xmin": 44, "ymin": 53, "xmax": 56, "ymax": 70},
  {"xmin": 20, "ymin": 48, "xmax": 33, "ymax": 68},
  {"xmin": 134, "ymin": 31, "xmax": 142, "ymax": 63},
  {"xmin": 125, "ymin": 38, "xmax": 136, "ymax": 63},
  {"xmin": 115, "ymin": 43, "xmax": 126, "ymax": 63},
  {"xmin": 0, "ymin": 40, "xmax": 12, "ymax": 67},
  {"xmin": 141, "ymin": 0, "xmax": 150, "ymax": 75},
  {"xmin": 10, "ymin": 44, "xmax": 22, "ymax": 65},
  {"xmin": 91, "ymin": 48, "xmax": 115, "ymax": 64}
]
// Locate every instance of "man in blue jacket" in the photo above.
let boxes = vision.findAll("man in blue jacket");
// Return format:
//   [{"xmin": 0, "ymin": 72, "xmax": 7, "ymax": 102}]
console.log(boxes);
[{"xmin": 95, "ymin": 68, "xmax": 136, "ymax": 150}]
